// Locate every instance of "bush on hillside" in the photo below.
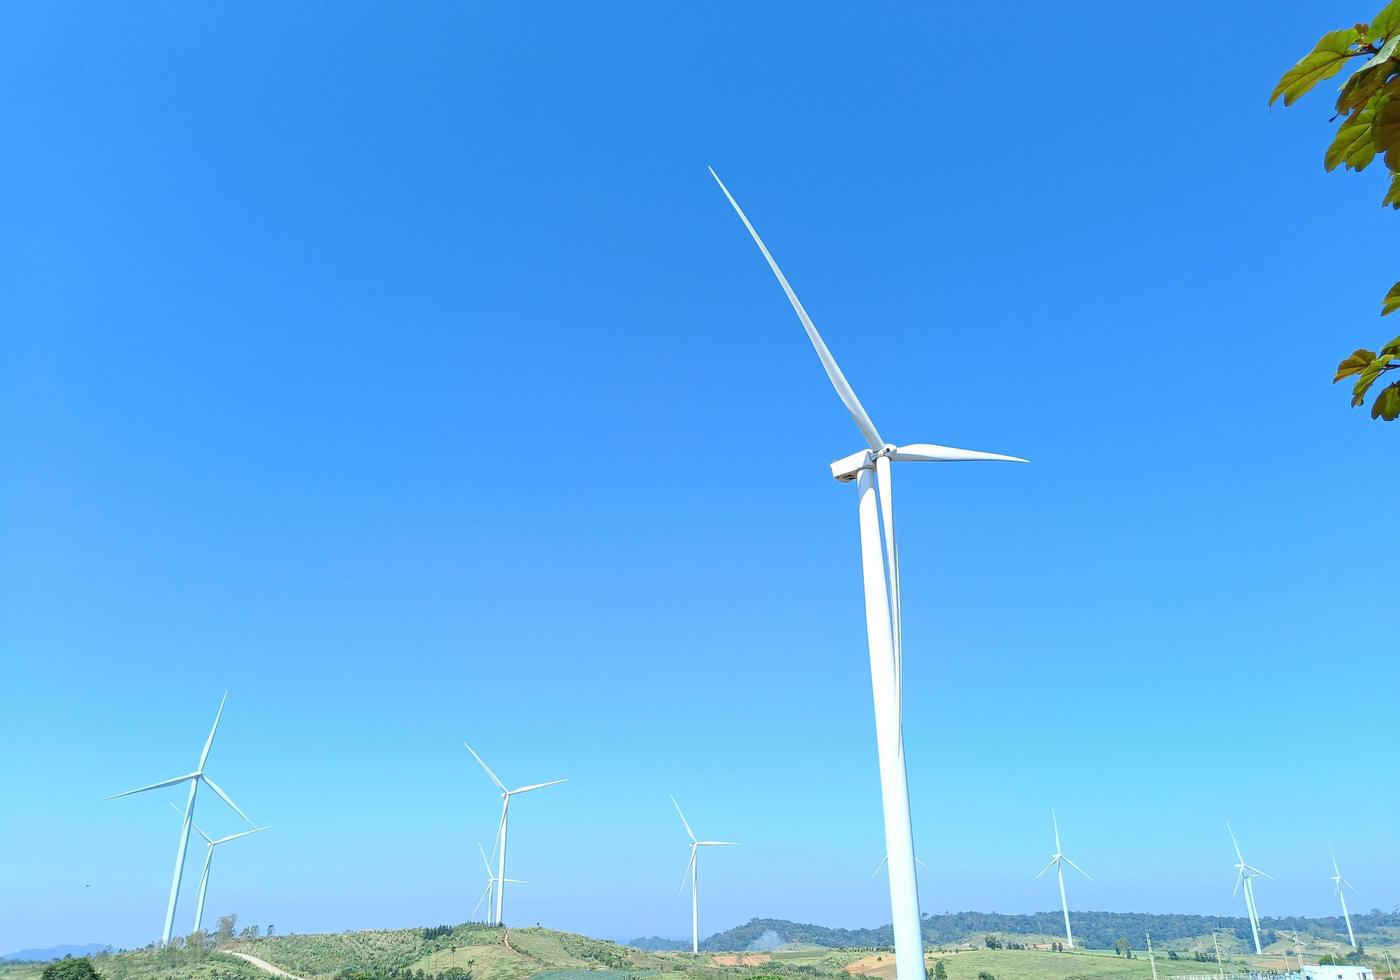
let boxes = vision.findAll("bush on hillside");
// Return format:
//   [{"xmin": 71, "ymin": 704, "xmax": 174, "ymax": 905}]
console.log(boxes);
[{"xmin": 42, "ymin": 959, "xmax": 103, "ymax": 980}]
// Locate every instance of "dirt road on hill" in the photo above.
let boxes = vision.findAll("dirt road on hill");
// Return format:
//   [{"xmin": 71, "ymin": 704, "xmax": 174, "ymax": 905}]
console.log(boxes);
[{"xmin": 225, "ymin": 950, "xmax": 309, "ymax": 980}]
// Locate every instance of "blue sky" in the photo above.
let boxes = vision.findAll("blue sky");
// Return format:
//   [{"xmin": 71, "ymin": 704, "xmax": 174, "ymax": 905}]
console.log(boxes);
[{"xmin": 2, "ymin": 0, "xmax": 1397, "ymax": 954}]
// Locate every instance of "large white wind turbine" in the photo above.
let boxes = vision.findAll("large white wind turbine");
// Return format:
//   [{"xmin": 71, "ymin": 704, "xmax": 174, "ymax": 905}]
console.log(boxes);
[
  {"xmin": 107, "ymin": 693, "xmax": 256, "ymax": 945},
  {"xmin": 1034, "ymin": 811, "xmax": 1091, "ymax": 949},
  {"xmin": 710, "ymin": 169, "xmax": 1024, "ymax": 980},
  {"xmin": 1227, "ymin": 822, "xmax": 1271, "ymax": 955},
  {"xmin": 1330, "ymin": 847, "xmax": 1358, "ymax": 949},
  {"xmin": 463, "ymin": 742, "xmax": 564, "ymax": 926},
  {"xmin": 169, "ymin": 803, "xmax": 268, "ymax": 934},
  {"xmin": 672, "ymin": 797, "xmax": 738, "ymax": 955}
]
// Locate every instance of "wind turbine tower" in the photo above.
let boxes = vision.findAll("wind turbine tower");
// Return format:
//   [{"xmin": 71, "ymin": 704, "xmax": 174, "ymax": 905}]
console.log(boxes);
[
  {"xmin": 464, "ymin": 742, "xmax": 564, "ymax": 927},
  {"xmin": 1035, "ymin": 811, "xmax": 1091, "ymax": 949},
  {"xmin": 672, "ymin": 797, "xmax": 738, "ymax": 955},
  {"xmin": 168, "ymin": 803, "xmax": 268, "ymax": 934},
  {"xmin": 106, "ymin": 693, "xmax": 257, "ymax": 945},
  {"xmin": 1228, "ymin": 822, "xmax": 1271, "ymax": 955},
  {"xmin": 1330, "ymin": 847, "xmax": 1358, "ymax": 949},
  {"xmin": 710, "ymin": 168, "xmax": 1024, "ymax": 980}
]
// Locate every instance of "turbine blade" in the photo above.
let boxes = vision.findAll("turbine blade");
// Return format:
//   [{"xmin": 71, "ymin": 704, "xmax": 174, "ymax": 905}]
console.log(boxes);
[
  {"xmin": 213, "ymin": 827, "xmax": 266, "ymax": 845},
  {"xmin": 697, "ymin": 841, "xmax": 740, "ymax": 846},
  {"xmin": 463, "ymin": 743, "xmax": 507, "ymax": 792},
  {"xmin": 678, "ymin": 848, "xmax": 697, "ymax": 895},
  {"xmin": 890, "ymin": 443, "xmax": 1028, "ymax": 464},
  {"xmin": 169, "ymin": 800, "xmax": 214, "ymax": 844},
  {"xmin": 478, "ymin": 841, "xmax": 494, "ymax": 877},
  {"xmin": 1063, "ymin": 856, "xmax": 1093, "ymax": 881},
  {"xmin": 105, "ymin": 772, "xmax": 198, "ymax": 800},
  {"xmin": 200, "ymin": 775, "xmax": 255, "ymax": 828},
  {"xmin": 472, "ymin": 881, "xmax": 492, "ymax": 917},
  {"xmin": 1227, "ymin": 822, "xmax": 1245, "ymax": 865},
  {"xmin": 916, "ymin": 858, "xmax": 929, "ymax": 870},
  {"xmin": 870, "ymin": 856, "xmax": 888, "ymax": 879},
  {"xmin": 502, "ymin": 878, "xmax": 528, "ymax": 884},
  {"xmin": 1052, "ymin": 811, "xmax": 1062, "ymax": 853},
  {"xmin": 509, "ymin": 778, "xmax": 567, "ymax": 795},
  {"xmin": 671, "ymin": 797, "xmax": 697, "ymax": 843},
  {"xmin": 1233, "ymin": 869, "xmax": 1244, "ymax": 898},
  {"xmin": 1035, "ymin": 857, "xmax": 1057, "ymax": 879},
  {"xmin": 709, "ymin": 167, "xmax": 883, "ymax": 451},
  {"xmin": 197, "ymin": 692, "xmax": 229, "ymax": 771}
]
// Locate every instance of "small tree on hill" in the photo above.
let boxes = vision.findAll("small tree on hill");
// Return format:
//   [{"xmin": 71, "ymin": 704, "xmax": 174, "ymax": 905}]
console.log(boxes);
[
  {"xmin": 933, "ymin": 959, "xmax": 948, "ymax": 980},
  {"xmin": 216, "ymin": 913, "xmax": 238, "ymax": 942},
  {"xmin": 41, "ymin": 960, "xmax": 103, "ymax": 980},
  {"xmin": 1115, "ymin": 937, "xmax": 1130, "ymax": 957}
]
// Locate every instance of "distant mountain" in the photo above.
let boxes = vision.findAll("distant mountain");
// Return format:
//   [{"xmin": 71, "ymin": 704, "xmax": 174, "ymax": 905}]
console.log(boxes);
[
  {"xmin": 689, "ymin": 909, "xmax": 1400, "ymax": 952},
  {"xmin": 1, "ymin": 943, "xmax": 107, "ymax": 963},
  {"xmin": 627, "ymin": 936, "xmax": 692, "ymax": 952}
]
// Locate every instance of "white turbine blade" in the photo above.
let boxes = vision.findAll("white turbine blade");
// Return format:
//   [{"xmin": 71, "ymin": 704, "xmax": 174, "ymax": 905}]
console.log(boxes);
[
  {"xmin": 1035, "ymin": 857, "xmax": 1058, "ymax": 879},
  {"xmin": 199, "ymin": 775, "xmax": 256, "ymax": 828},
  {"xmin": 890, "ymin": 443, "xmax": 1028, "ymax": 464},
  {"xmin": 463, "ymin": 743, "xmax": 507, "ymax": 792},
  {"xmin": 168, "ymin": 801, "xmax": 214, "ymax": 844},
  {"xmin": 1248, "ymin": 866, "xmax": 1273, "ymax": 880},
  {"xmin": 870, "ymin": 856, "xmax": 888, "ymax": 879},
  {"xmin": 502, "ymin": 878, "xmax": 528, "ymax": 884},
  {"xmin": 509, "ymin": 778, "xmax": 567, "ymax": 795},
  {"xmin": 874, "ymin": 455, "xmax": 903, "ymax": 747},
  {"xmin": 1227, "ymin": 822, "xmax": 1246, "ymax": 865},
  {"xmin": 1063, "ymin": 856, "xmax": 1093, "ymax": 882},
  {"xmin": 472, "ymin": 881, "xmax": 493, "ymax": 917},
  {"xmin": 678, "ymin": 848, "xmax": 697, "ymax": 895},
  {"xmin": 477, "ymin": 841, "xmax": 494, "ymax": 877},
  {"xmin": 1233, "ymin": 868, "xmax": 1244, "ymax": 898},
  {"xmin": 671, "ymin": 797, "xmax": 697, "ymax": 843},
  {"xmin": 1052, "ymin": 811, "xmax": 1062, "ymax": 853},
  {"xmin": 708, "ymin": 166, "xmax": 883, "ymax": 451},
  {"xmin": 105, "ymin": 772, "xmax": 197, "ymax": 800},
  {"xmin": 697, "ymin": 840, "xmax": 740, "ymax": 846},
  {"xmin": 212, "ymin": 826, "xmax": 267, "ymax": 846},
  {"xmin": 916, "ymin": 857, "xmax": 929, "ymax": 870},
  {"xmin": 197, "ymin": 692, "xmax": 229, "ymax": 771},
  {"xmin": 490, "ymin": 800, "xmax": 507, "ymax": 863}
]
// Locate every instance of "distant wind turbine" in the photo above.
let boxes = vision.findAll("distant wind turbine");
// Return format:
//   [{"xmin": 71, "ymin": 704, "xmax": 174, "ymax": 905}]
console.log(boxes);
[
  {"xmin": 671, "ymin": 797, "xmax": 738, "ymax": 955},
  {"xmin": 168, "ymin": 802, "xmax": 268, "ymax": 933},
  {"xmin": 710, "ymin": 166, "xmax": 1024, "ymax": 980},
  {"xmin": 1330, "ymin": 847, "xmax": 1358, "ymax": 949},
  {"xmin": 463, "ymin": 742, "xmax": 564, "ymax": 926},
  {"xmin": 1227, "ymin": 822, "xmax": 1271, "ymax": 955},
  {"xmin": 869, "ymin": 855, "xmax": 929, "ymax": 879},
  {"xmin": 472, "ymin": 841, "xmax": 525, "ymax": 921},
  {"xmin": 106, "ymin": 693, "xmax": 256, "ymax": 945},
  {"xmin": 1034, "ymin": 811, "xmax": 1091, "ymax": 949},
  {"xmin": 1285, "ymin": 930, "xmax": 1308, "ymax": 973}
]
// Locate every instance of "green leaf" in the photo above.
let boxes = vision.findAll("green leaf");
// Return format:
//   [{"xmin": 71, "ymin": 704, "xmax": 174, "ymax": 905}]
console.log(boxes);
[
  {"xmin": 1370, "ymin": 94, "xmax": 1400, "ymax": 167},
  {"xmin": 1326, "ymin": 108, "xmax": 1378, "ymax": 170},
  {"xmin": 1271, "ymin": 28, "xmax": 1363, "ymax": 106},
  {"xmin": 1382, "ymin": 334, "xmax": 1400, "ymax": 355},
  {"xmin": 1371, "ymin": 0, "xmax": 1400, "ymax": 41},
  {"xmin": 1335, "ymin": 348, "xmax": 1379, "ymax": 382},
  {"xmin": 1384, "ymin": 172, "xmax": 1400, "ymax": 207},
  {"xmin": 1336, "ymin": 51, "xmax": 1399, "ymax": 113},
  {"xmin": 1352, "ymin": 353, "xmax": 1395, "ymax": 404},
  {"xmin": 1371, "ymin": 380, "xmax": 1400, "ymax": 418},
  {"xmin": 1384, "ymin": 281, "xmax": 1400, "ymax": 315}
]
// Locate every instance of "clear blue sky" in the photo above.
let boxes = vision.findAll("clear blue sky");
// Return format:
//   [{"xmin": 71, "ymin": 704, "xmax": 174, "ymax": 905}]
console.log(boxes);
[{"xmin": 2, "ymin": 0, "xmax": 1396, "ymax": 954}]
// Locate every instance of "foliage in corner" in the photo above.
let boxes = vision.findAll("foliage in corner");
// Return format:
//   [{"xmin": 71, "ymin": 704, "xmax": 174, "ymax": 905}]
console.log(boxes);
[{"xmin": 1274, "ymin": 1, "xmax": 1400, "ymax": 419}]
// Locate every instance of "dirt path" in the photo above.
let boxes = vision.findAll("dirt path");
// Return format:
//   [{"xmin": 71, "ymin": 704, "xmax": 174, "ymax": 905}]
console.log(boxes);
[{"xmin": 225, "ymin": 950, "xmax": 310, "ymax": 980}]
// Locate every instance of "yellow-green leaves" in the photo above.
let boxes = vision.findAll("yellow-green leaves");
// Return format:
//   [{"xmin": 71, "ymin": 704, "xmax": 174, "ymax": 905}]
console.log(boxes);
[
  {"xmin": 1334, "ymin": 345, "xmax": 1400, "ymax": 418},
  {"xmin": 1327, "ymin": 104, "xmax": 1380, "ymax": 171},
  {"xmin": 1383, "ymin": 281, "xmax": 1400, "ymax": 314},
  {"xmin": 1271, "ymin": 28, "xmax": 1363, "ymax": 106},
  {"xmin": 1336, "ymin": 349, "xmax": 1380, "ymax": 381},
  {"xmin": 1372, "ymin": 381, "xmax": 1400, "ymax": 417},
  {"xmin": 1370, "ymin": 0, "xmax": 1400, "ymax": 40}
]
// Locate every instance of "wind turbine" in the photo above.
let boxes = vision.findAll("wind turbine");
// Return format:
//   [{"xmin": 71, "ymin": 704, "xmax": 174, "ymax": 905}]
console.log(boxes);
[
  {"xmin": 1330, "ymin": 847, "xmax": 1358, "ymax": 949},
  {"xmin": 1227, "ymin": 822, "xmax": 1271, "ymax": 955},
  {"xmin": 1034, "ymin": 811, "xmax": 1091, "ymax": 949},
  {"xmin": 107, "ymin": 693, "xmax": 256, "ymax": 945},
  {"xmin": 710, "ymin": 168, "xmax": 1024, "ymax": 980},
  {"xmin": 1285, "ymin": 930, "xmax": 1308, "ymax": 973},
  {"xmin": 472, "ymin": 841, "xmax": 526, "ymax": 921},
  {"xmin": 672, "ymin": 797, "xmax": 738, "ymax": 955},
  {"xmin": 870, "ymin": 855, "xmax": 929, "ymax": 879},
  {"xmin": 463, "ymin": 742, "xmax": 564, "ymax": 926},
  {"xmin": 168, "ymin": 803, "xmax": 268, "ymax": 934}
]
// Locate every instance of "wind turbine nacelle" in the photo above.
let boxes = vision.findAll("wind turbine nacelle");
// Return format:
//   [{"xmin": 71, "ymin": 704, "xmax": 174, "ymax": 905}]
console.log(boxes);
[{"xmin": 830, "ymin": 450, "xmax": 873, "ymax": 482}]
